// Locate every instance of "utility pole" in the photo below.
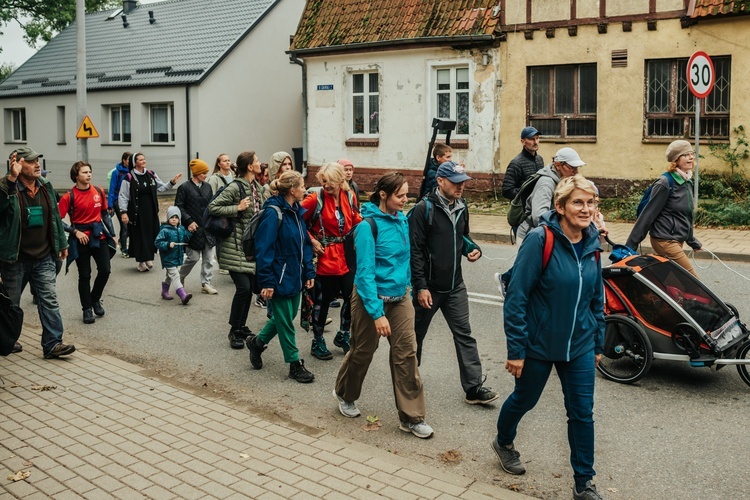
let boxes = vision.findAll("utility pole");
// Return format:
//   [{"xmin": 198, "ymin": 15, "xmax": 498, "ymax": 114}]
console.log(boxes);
[{"xmin": 76, "ymin": 0, "xmax": 87, "ymax": 161}]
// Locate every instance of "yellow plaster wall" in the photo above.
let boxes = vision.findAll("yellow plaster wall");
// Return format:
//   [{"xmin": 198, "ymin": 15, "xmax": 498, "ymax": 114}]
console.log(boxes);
[
  {"xmin": 606, "ymin": 0, "xmax": 649, "ymax": 17},
  {"xmin": 532, "ymin": 0, "xmax": 570, "ymax": 23},
  {"xmin": 496, "ymin": 18, "xmax": 750, "ymax": 180},
  {"xmin": 657, "ymin": 0, "xmax": 686, "ymax": 12},
  {"xmin": 504, "ymin": 0, "xmax": 526, "ymax": 25},
  {"xmin": 577, "ymin": 0, "xmax": 600, "ymax": 19}
]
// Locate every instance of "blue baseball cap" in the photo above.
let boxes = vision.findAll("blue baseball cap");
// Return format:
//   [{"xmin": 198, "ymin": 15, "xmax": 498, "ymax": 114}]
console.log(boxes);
[
  {"xmin": 436, "ymin": 161, "xmax": 472, "ymax": 183},
  {"xmin": 521, "ymin": 126, "xmax": 540, "ymax": 139}
]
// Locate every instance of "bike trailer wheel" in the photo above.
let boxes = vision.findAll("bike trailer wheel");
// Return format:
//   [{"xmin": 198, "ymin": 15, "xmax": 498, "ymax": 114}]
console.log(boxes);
[
  {"xmin": 597, "ymin": 315, "xmax": 653, "ymax": 384},
  {"xmin": 736, "ymin": 339, "xmax": 750, "ymax": 388}
]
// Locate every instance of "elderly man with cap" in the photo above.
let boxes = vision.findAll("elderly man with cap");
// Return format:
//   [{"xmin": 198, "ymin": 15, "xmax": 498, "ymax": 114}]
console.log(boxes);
[
  {"xmin": 626, "ymin": 140, "xmax": 701, "ymax": 277},
  {"xmin": 174, "ymin": 158, "xmax": 218, "ymax": 295},
  {"xmin": 502, "ymin": 126, "xmax": 545, "ymax": 201},
  {"xmin": 0, "ymin": 147, "xmax": 75, "ymax": 358},
  {"xmin": 516, "ymin": 147, "xmax": 586, "ymax": 240},
  {"xmin": 409, "ymin": 161, "xmax": 499, "ymax": 405}
]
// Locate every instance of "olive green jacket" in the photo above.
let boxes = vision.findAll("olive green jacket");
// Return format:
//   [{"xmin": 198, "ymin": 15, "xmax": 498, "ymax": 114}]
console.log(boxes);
[{"xmin": 207, "ymin": 177, "xmax": 267, "ymax": 273}]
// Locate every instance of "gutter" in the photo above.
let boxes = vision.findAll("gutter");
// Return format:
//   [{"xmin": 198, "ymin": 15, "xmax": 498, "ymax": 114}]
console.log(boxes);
[
  {"xmin": 185, "ymin": 84, "xmax": 192, "ymax": 173},
  {"xmin": 289, "ymin": 52, "xmax": 308, "ymax": 175},
  {"xmin": 287, "ymin": 34, "xmax": 496, "ymax": 57}
]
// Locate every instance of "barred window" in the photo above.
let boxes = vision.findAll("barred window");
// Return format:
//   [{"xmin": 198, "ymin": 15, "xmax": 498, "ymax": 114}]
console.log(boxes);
[{"xmin": 528, "ymin": 64, "xmax": 597, "ymax": 138}]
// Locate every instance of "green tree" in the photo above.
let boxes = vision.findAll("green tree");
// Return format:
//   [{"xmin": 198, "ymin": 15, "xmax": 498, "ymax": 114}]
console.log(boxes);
[
  {"xmin": 0, "ymin": 62, "xmax": 15, "ymax": 82},
  {"xmin": 0, "ymin": 0, "xmax": 119, "ymax": 51}
]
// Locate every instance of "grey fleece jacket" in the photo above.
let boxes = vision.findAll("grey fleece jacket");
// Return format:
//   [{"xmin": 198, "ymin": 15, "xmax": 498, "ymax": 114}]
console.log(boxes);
[
  {"xmin": 516, "ymin": 163, "xmax": 561, "ymax": 240},
  {"xmin": 626, "ymin": 171, "xmax": 701, "ymax": 251}
]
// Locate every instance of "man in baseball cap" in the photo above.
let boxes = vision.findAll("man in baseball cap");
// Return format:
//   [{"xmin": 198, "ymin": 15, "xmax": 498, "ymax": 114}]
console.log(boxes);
[
  {"xmin": 14, "ymin": 146, "xmax": 44, "ymax": 162},
  {"xmin": 502, "ymin": 126, "xmax": 544, "ymax": 200}
]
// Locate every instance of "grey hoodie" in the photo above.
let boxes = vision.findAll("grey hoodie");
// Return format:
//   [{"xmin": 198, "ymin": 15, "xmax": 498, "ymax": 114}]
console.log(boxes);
[{"xmin": 516, "ymin": 163, "xmax": 562, "ymax": 240}]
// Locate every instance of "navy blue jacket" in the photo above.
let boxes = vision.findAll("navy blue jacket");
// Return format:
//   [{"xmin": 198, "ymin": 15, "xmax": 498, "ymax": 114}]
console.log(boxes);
[
  {"xmin": 504, "ymin": 211, "xmax": 605, "ymax": 362},
  {"xmin": 108, "ymin": 162, "xmax": 129, "ymax": 209},
  {"xmin": 255, "ymin": 195, "xmax": 315, "ymax": 298}
]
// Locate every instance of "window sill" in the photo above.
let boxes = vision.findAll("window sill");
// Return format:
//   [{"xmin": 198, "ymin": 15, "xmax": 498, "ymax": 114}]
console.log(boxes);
[
  {"xmin": 543, "ymin": 137, "xmax": 597, "ymax": 144},
  {"xmin": 141, "ymin": 143, "xmax": 176, "ymax": 147},
  {"xmin": 102, "ymin": 143, "xmax": 133, "ymax": 147},
  {"xmin": 4, "ymin": 141, "xmax": 27, "ymax": 145},
  {"xmin": 435, "ymin": 138, "xmax": 469, "ymax": 149},
  {"xmin": 57, "ymin": 142, "xmax": 66, "ymax": 146},
  {"xmin": 345, "ymin": 138, "xmax": 379, "ymax": 147}
]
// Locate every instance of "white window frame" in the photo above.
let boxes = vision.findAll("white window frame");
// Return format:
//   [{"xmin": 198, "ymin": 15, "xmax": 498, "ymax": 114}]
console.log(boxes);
[
  {"xmin": 10, "ymin": 108, "xmax": 26, "ymax": 143},
  {"xmin": 109, "ymin": 104, "xmax": 131, "ymax": 143},
  {"xmin": 429, "ymin": 63, "xmax": 471, "ymax": 138},
  {"xmin": 148, "ymin": 102, "xmax": 174, "ymax": 144},
  {"xmin": 348, "ymin": 71, "xmax": 380, "ymax": 138}
]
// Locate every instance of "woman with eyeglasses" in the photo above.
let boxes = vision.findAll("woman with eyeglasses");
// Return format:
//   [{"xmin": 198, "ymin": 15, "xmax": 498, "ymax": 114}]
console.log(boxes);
[
  {"xmin": 625, "ymin": 140, "xmax": 702, "ymax": 277},
  {"xmin": 494, "ymin": 174, "xmax": 605, "ymax": 500}
]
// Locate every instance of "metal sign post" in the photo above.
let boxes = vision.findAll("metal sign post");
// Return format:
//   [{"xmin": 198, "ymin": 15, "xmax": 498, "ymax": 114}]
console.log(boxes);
[{"xmin": 686, "ymin": 51, "xmax": 715, "ymax": 209}]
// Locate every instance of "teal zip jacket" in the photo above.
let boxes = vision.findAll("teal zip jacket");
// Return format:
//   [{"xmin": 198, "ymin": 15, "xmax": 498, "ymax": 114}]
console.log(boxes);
[
  {"xmin": 354, "ymin": 202, "xmax": 411, "ymax": 320},
  {"xmin": 504, "ymin": 211, "xmax": 605, "ymax": 362},
  {"xmin": 0, "ymin": 175, "xmax": 68, "ymax": 263}
]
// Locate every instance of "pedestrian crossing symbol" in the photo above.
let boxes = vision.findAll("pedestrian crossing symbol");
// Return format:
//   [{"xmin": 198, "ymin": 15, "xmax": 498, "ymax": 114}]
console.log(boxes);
[{"xmin": 76, "ymin": 116, "xmax": 99, "ymax": 139}]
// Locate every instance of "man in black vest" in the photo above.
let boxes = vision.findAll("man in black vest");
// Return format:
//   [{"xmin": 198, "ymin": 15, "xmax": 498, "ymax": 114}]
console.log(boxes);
[{"xmin": 502, "ymin": 126, "xmax": 544, "ymax": 200}]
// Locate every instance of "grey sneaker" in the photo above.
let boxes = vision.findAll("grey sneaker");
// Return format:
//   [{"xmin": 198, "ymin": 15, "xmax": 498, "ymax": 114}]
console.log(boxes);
[
  {"xmin": 333, "ymin": 389, "xmax": 360, "ymax": 418},
  {"xmin": 573, "ymin": 481, "xmax": 604, "ymax": 500},
  {"xmin": 398, "ymin": 421, "xmax": 434, "ymax": 439},
  {"xmin": 491, "ymin": 438, "xmax": 526, "ymax": 475}
]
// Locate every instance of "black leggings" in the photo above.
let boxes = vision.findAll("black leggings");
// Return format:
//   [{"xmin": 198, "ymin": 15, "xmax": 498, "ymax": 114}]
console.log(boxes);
[
  {"xmin": 75, "ymin": 242, "xmax": 111, "ymax": 311},
  {"xmin": 312, "ymin": 272, "xmax": 354, "ymax": 337},
  {"xmin": 228, "ymin": 271, "xmax": 254, "ymax": 329}
]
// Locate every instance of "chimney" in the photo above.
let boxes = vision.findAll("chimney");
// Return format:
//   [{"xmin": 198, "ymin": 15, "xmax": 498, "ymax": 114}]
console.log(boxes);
[{"xmin": 123, "ymin": 0, "xmax": 137, "ymax": 15}]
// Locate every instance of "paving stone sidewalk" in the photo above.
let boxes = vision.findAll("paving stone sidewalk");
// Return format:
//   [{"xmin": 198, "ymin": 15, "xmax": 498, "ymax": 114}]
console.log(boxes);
[{"xmin": 0, "ymin": 326, "xmax": 529, "ymax": 500}]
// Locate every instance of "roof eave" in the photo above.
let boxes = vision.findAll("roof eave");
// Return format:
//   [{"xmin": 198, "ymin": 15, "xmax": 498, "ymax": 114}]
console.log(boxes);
[{"xmin": 288, "ymin": 34, "xmax": 496, "ymax": 57}]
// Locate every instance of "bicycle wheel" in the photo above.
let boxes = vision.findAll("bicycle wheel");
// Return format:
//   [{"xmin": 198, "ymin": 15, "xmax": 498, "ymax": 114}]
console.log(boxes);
[
  {"xmin": 736, "ymin": 340, "xmax": 750, "ymax": 388},
  {"xmin": 597, "ymin": 315, "xmax": 653, "ymax": 384}
]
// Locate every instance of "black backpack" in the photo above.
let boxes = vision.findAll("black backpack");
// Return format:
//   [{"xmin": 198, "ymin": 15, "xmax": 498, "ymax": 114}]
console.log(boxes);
[
  {"xmin": 203, "ymin": 180, "xmax": 246, "ymax": 239},
  {"xmin": 241, "ymin": 205, "xmax": 283, "ymax": 261},
  {"xmin": 343, "ymin": 217, "xmax": 378, "ymax": 273},
  {"xmin": 507, "ymin": 172, "xmax": 544, "ymax": 228}
]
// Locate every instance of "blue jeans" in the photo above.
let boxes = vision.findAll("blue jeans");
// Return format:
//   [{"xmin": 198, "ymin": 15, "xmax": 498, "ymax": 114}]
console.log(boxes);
[
  {"xmin": 0, "ymin": 254, "xmax": 65, "ymax": 354},
  {"xmin": 496, "ymin": 351, "xmax": 596, "ymax": 489}
]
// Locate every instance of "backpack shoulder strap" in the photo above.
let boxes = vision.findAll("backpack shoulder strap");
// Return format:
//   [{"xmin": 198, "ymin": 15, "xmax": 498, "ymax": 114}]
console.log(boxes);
[
  {"xmin": 365, "ymin": 217, "xmax": 377, "ymax": 241},
  {"xmin": 424, "ymin": 198, "xmax": 434, "ymax": 226},
  {"xmin": 542, "ymin": 226, "xmax": 555, "ymax": 270},
  {"xmin": 271, "ymin": 205, "xmax": 283, "ymax": 229},
  {"xmin": 663, "ymin": 171, "xmax": 676, "ymax": 189},
  {"xmin": 68, "ymin": 188, "xmax": 75, "ymax": 217}
]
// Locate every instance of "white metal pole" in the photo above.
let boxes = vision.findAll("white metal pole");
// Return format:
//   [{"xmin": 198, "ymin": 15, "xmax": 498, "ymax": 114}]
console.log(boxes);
[
  {"xmin": 76, "ymin": 0, "xmax": 87, "ymax": 162},
  {"xmin": 693, "ymin": 95, "xmax": 700, "ymax": 209}
]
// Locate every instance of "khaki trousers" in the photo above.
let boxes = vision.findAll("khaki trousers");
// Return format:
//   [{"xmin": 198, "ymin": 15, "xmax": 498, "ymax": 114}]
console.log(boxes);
[
  {"xmin": 335, "ymin": 286, "xmax": 426, "ymax": 424},
  {"xmin": 649, "ymin": 237, "xmax": 698, "ymax": 278}
]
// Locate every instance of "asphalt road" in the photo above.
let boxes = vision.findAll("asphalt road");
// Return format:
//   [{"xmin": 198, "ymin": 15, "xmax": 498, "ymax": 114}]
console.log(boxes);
[{"xmin": 23, "ymin": 242, "xmax": 750, "ymax": 499}]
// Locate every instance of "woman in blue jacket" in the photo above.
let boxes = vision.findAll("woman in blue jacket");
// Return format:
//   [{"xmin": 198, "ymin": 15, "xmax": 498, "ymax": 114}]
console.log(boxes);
[
  {"xmin": 333, "ymin": 172, "xmax": 433, "ymax": 439},
  {"xmin": 492, "ymin": 175, "xmax": 605, "ymax": 500},
  {"xmin": 246, "ymin": 171, "xmax": 316, "ymax": 383}
]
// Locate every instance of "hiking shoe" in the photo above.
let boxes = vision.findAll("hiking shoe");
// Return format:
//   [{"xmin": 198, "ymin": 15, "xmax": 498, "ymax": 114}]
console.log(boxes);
[
  {"xmin": 574, "ymin": 481, "xmax": 604, "ymax": 500},
  {"xmin": 228, "ymin": 328, "xmax": 246, "ymax": 349},
  {"xmin": 44, "ymin": 343, "xmax": 76, "ymax": 359},
  {"xmin": 201, "ymin": 284, "xmax": 218, "ymax": 295},
  {"xmin": 494, "ymin": 272, "xmax": 506, "ymax": 299},
  {"xmin": 247, "ymin": 335, "xmax": 266, "ymax": 369},
  {"xmin": 329, "ymin": 299, "xmax": 341, "ymax": 308},
  {"xmin": 121, "ymin": 250, "xmax": 129, "ymax": 258},
  {"xmin": 289, "ymin": 360, "xmax": 315, "ymax": 383},
  {"xmin": 333, "ymin": 389, "xmax": 360, "ymax": 417},
  {"xmin": 311, "ymin": 337, "xmax": 333, "ymax": 360},
  {"xmin": 93, "ymin": 300, "xmax": 105, "ymax": 317},
  {"xmin": 254, "ymin": 296, "xmax": 267, "ymax": 309},
  {"xmin": 333, "ymin": 330, "xmax": 350, "ymax": 354},
  {"xmin": 12, "ymin": 342, "xmax": 22, "ymax": 353},
  {"xmin": 399, "ymin": 421, "xmax": 434, "ymax": 439},
  {"xmin": 465, "ymin": 385, "xmax": 500, "ymax": 405},
  {"xmin": 83, "ymin": 308, "xmax": 95, "ymax": 324},
  {"xmin": 491, "ymin": 439, "xmax": 525, "ymax": 475}
]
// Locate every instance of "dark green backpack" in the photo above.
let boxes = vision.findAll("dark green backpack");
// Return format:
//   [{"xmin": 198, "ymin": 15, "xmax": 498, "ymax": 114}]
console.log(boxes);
[{"xmin": 507, "ymin": 172, "xmax": 543, "ymax": 228}]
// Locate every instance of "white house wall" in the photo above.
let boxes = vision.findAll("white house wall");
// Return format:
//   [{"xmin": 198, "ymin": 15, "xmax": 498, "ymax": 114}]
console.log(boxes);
[{"xmin": 305, "ymin": 46, "xmax": 500, "ymax": 173}]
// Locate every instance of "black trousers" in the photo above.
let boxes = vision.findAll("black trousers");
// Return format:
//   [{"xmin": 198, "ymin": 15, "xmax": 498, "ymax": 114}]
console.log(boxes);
[
  {"xmin": 228, "ymin": 271, "xmax": 254, "ymax": 329},
  {"xmin": 114, "ymin": 205, "xmax": 128, "ymax": 252},
  {"xmin": 312, "ymin": 272, "xmax": 354, "ymax": 338},
  {"xmin": 76, "ymin": 242, "xmax": 111, "ymax": 311}
]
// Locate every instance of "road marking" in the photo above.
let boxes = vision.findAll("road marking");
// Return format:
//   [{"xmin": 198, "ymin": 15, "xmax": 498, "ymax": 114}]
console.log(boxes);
[{"xmin": 467, "ymin": 291, "xmax": 503, "ymax": 307}]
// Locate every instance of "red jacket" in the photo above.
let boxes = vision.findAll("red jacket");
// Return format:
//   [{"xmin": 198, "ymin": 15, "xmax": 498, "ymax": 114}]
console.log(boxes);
[
  {"xmin": 301, "ymin": 188, "xmax": 362, "ymax": 276},
  {"xmin": 58, "ymin": 185, "xmax": 108, "ymax": 238}
]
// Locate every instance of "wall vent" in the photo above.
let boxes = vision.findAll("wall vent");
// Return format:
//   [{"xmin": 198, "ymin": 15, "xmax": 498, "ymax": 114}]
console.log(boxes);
[{"xmin": 612, "ymin": 49, "xmax": 627, "ymax": 68}]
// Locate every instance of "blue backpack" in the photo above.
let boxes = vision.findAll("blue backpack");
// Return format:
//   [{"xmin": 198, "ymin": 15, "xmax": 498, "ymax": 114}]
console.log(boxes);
[{"xmin": 636, "ymin": 172, "xmax": 675, "ymax": 218}]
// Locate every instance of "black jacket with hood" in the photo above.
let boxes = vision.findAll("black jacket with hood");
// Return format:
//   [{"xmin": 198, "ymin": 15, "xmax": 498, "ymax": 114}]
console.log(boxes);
[{"xmin": 409, "ymin": 189, "xmax": 481, "ymax": 293}]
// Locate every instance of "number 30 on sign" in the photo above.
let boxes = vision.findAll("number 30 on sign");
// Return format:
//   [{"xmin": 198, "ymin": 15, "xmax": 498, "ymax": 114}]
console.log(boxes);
[{"xmin": 687, "ymin": 51, "xmax": 715, "ymax": 99}]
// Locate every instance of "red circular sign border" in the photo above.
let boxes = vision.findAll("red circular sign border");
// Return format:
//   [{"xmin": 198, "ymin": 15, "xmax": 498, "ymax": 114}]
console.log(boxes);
[{"xmin": 686, "ymin": 51, "xmax": 715, "ymax": 99}]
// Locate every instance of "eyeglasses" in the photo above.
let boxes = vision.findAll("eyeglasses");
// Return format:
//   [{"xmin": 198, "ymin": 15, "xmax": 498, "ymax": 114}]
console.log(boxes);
[
  {"xmin": 569, "ymin": 200, "xmax": 598, "ymax": 210},
  {"xmin": 562, "ymin": 163, "xmax": 579, "ymax": 171}
]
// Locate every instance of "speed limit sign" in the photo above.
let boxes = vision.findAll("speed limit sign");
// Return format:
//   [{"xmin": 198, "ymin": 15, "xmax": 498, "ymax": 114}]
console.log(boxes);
[{"xmin": 687, "ymin": 51, "xmax": 715, "ymax": 98}]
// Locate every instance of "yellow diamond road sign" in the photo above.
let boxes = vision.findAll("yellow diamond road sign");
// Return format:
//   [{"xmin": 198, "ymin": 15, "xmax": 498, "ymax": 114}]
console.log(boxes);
[{"xmin": 76, "ymin": 116, "xmax": 99, "ymax": 139}]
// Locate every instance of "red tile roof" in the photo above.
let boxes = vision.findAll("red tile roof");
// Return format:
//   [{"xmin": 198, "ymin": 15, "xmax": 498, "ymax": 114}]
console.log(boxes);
[
  {"xmin": 290, "ymin": 0, "xmax": 501, "ymax": 53},
  {"xmin": 691, "ymin": 0, "xmax": 750, "ymax": 18}
]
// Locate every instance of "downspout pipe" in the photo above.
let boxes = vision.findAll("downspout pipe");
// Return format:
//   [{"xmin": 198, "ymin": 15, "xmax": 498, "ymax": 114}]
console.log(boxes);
[
  {"xmin": 289, "ymin": 52, "xmax": 307, "ymax": 176},
  {"xmin": 185, "ymin": 84, "xmax": 192, "ymax": 174}
]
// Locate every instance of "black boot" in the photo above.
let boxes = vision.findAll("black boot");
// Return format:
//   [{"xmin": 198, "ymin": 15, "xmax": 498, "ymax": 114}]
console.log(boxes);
[
  {"xmin": 228, "ymin": 327, "xmax": 245, "ymax": 349},
  {"xmin": 83, "ymin": 308, "xmax": 95, "ymax": 324},
  {"xmin": 289, "ymin": 359, "xmax": 315, "ymax": 383},
  {"xmin": 247, "ymin": 335, "xmax": 267, "ymax": 369}
]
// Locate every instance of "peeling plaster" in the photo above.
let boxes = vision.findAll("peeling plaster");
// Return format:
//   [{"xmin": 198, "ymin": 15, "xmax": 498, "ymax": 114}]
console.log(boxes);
[
  {"xmin": 473, "ymin": 86, "xmax": 486, "ymax": 114},
  {"xmin": 396, "ymin": 81, "xmax": 404, "ymax": 90}
]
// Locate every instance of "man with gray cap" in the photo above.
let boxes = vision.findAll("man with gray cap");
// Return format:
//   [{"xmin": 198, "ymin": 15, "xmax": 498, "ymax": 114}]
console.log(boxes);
[
  {"xmin": 0, "ymin": 147, "xmax": 75, "ymax": 358},
  {"xmin": 516, "ymin": 147, "xmax": 586, "ymax": 240},
  {"xmin": 502, "ymin": 126, "xmax": 545, "ymax": 200},
  {"xmin": 410, "ymin": 161, "xmax": 499, "ymax": 405}
]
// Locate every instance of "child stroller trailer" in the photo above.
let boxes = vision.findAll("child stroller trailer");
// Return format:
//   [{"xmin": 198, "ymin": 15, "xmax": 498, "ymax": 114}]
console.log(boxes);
[{"xmin": 599, "ymin": 253, "xmax": 750, "ymax": 387}]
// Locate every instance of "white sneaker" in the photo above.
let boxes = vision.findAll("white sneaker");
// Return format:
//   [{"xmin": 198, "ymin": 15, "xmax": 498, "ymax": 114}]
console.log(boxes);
[
  {"xmin": 399, "ymin": 421, "xmax": 434, "ymax": 439},
  {"xmin": 325, "ymin": 317, "xmax": 333, "ymax": 326},
  {"xmin": 333, "ymin": 389, "xmax": 360, "ymax": 418},
  {"xmin": 201, "ymin": 284, "xmax": 218, "ymax": 295},
  {"xmin": 137, "ymin": 262, "xmax": 149, "ymax": 272},
  {"xmin": 219, "ymin": 269, "xmax": 229, "ymax": 275},
  {"xmin": 146, "ymin": 260, "xmax": 154, "ymax": 269}
]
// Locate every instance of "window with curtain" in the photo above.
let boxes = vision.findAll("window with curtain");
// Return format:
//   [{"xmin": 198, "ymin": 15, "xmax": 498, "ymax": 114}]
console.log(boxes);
[
  {"xmin": 110, "ymin": 105, "xmax": 131, "ymax": 143},
  {"xmin": 435, "ymin": 67, "xmax": 470, "ymax": 135},
  {"xmin": 528, "ymin": 64, "xmax": 597, "ymax": 138},
  {"xmin": 10, "ymin": 108, "xmax": 26, "ymax": 142},
  {"xmin": 352, "ymin": 72, "xmax": 379, "ymax": 136},
  {"xmin": 150, "ymin": 103, "xmax": 174, "ymax": 143}
]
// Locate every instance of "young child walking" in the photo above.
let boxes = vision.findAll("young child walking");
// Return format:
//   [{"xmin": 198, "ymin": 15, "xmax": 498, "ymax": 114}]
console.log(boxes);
[{"xmin": 155, "ymin": 206, "xmax": 193, "ymax": 304}]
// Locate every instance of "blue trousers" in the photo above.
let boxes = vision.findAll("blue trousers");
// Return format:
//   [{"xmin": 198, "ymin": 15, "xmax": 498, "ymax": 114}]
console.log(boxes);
[
  {"xmin": 496, "ymin": 351, "xmax": 596, "ymax": 488},
  {"xmin": 1, "ymin": 254, "xmax": 65, "ymax": 355}
]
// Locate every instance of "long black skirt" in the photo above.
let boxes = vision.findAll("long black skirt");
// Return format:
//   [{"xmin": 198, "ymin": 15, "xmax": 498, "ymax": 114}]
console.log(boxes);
[{"xmin": 129, "ymin": 196, "xmax": 159, "ymax": 263}]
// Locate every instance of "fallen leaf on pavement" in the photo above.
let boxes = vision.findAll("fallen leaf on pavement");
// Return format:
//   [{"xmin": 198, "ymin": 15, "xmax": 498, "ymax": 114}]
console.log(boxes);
[
  {"xmin": 30, "ymin": 385, "xmax": 56, "ymax": 391},
  {"xmin": 608, "ymin": 488, "xmax": 618, "ymax": 493},
  {"xmin": 239, "ymin": 454, "xmax": 250, "ymax": 459},
  {"xmin": 440, "ymin": 449, "xmax": 462, "ymax": 463},
  {"xmin": 22, "ymin": 461, "xmax": 33, "ymax": 466},
  {"xmin": 552, "ymin": 472, "xmax": 562, "ymax": 478},
  {"xmin": 362, "ymin": 415, "xmax": 383, "ymax": 431},
  {"xmin": 7, "ymin": 471, "xmax": 30, "ymax": 482}
]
